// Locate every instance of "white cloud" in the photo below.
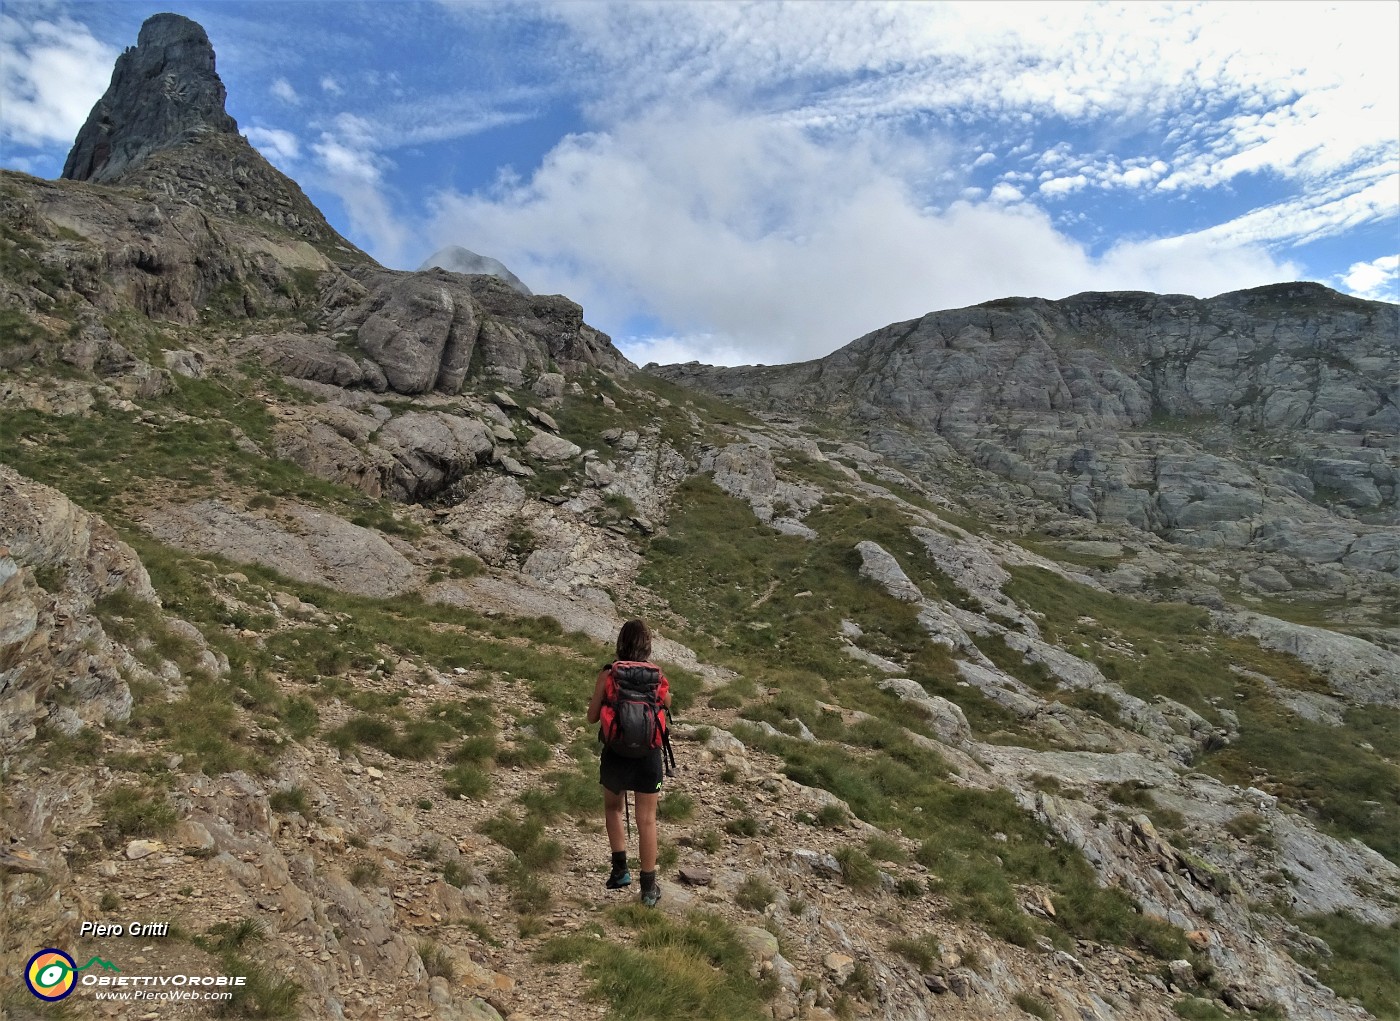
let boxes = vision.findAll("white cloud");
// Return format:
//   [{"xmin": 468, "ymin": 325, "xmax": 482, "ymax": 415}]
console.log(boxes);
[
  {"xmin": 247, "ymin": 126, "xmax": 301, "ymax": 165},
  {"xmin": 971, "ymin": 151, "xmax": 996, "ymax": 168},
  {"xmin": 1338, "ymin": 254, "xmax": 1400, "ymax": 303},
  {"xmin": 320, "ymin": 75, "xmax": 342, "ymax": 95},
  {"xmin": 533, "ymin": 1, "xmax": 1396, "ymax": 211},
  {"xmin": 270, "ymin": 77, "xmax": 300, "ymax": 104},
  {"xmin": 619, "ymin": 333, "xmax": 755, "ymax": 368},
  {"xmin": 426, "ymin": 102, "xmax": 1296, "ymax": 366},
  {"xmin": 1185, "ymin": 166, "xmax": 1400, "ymax": 250},
  {"xmin": 988, "ymin": 182, "xmax": 1023, "ymax": 203},
  {"xmin": 307, "ymin": 113, "xmax": 408, "ymax": 264},
  {"xmin": 1039, "ymin": 174, "xmax": 1088, "ymax": 197},
  {"xmin": 0, "ymin": 13, "xmax": 116, "ymax": 148}
]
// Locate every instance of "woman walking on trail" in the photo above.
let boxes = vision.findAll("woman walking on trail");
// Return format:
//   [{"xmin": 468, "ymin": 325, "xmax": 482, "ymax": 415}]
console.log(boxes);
[{"xmin": 588, "ymin": 618, "xmax": 672, "ymax": 907}]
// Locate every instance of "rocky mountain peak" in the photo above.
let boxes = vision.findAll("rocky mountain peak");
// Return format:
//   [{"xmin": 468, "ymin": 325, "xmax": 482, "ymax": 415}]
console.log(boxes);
[
  {"xmin": 419, "ymin": 245, "xmax": 534, "ymax": 295},
  {"xmin": 62, "ymin": 12, "xmax": 239, "ymax": 184}
]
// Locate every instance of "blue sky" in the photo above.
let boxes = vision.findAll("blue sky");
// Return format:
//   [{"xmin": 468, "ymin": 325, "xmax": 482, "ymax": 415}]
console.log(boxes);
[{"xmin": 2, "ymin": 1, "xmax": 1397, "ymax": 366}]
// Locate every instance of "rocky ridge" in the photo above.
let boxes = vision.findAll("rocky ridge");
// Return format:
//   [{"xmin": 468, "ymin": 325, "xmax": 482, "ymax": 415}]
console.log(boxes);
[{"xmin": 653, "ymin": 287, "xmax": 1399, "ymax": 634}]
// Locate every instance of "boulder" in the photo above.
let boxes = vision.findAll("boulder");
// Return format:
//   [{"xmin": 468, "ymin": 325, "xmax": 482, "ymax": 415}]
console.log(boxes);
[
  {"xmin": 878, "ymin": 679, "xmax": 971, "ymax": 745},
  {"xmin": 855, "ymin": 541, "xmax": 922, "ymax": 601},
  {"xmin": 138, "ymin": 499, "xmax": 416, "ymax": 598},
  {"xmin": 376, "ymin": 412, "xmax": 495, "ymax": 500},
  {"xmin": 523, "ymin": 429, "xmax": 581, "ymax": 462}
]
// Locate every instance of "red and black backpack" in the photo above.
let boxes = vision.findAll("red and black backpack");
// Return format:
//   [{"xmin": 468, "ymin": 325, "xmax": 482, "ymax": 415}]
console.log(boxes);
[{"xmin": 599, "ymin": 661, "xmax": 676, "ymax": 774}]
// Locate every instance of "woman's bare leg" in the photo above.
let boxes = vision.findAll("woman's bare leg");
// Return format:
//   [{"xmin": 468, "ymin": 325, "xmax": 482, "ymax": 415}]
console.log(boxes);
[
  {"xmin": 634, "ymin": 792, "xmax": 659, "ymax": 872},
  {"xmin": 603, "ymin": 786, "xmax": 626, "ymax": 854}
]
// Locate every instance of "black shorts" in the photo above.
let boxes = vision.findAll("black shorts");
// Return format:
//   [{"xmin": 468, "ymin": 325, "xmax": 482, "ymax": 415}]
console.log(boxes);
[{"xmin": 600, "ymin": 746, "xmax": 663, "ymax": 794}]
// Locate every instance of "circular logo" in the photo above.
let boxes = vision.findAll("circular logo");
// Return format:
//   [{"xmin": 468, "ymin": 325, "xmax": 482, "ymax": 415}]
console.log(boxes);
[{"xmin": 26, "ymin": 948, "xmax": 77, "ymax": 1001}]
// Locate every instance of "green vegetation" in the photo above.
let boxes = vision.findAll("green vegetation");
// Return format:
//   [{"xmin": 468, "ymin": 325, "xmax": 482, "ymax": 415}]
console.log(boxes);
[
  {"xmin": 864, "ymin": 834, "xmax": 907, "ymax": 863},
  {"xmin": 1012, "ymin": 992, "xmax": 1055, "ymax": 1020},
  {"xmin": 538, "ymin": 905, "xmax": 771, "ymax": 1020},
  {"xmin": 0, "ymin": 370, "xmax": 405, "ymax": 524},
  {"xmin": 218, "ymin": 953, "xmax": 302, "ymax": 1019},
  {"xmin": 417, "ymin": 939, "xmax": 455, "ymax": 980},
  {"xmin": 99, "ymin": 785, "xmax": 177, "ymax": 844},
  {"xmin": 743, "ymin": 723, "xmax": 1187, "ymax": 955},
  {"xmin": 186, "ymin": 917, "xmax": 302, "ymax": 1019},
  {"xmin": 834, "ymin": 847, "xmax": 881, "ymax": 891},
  {"xmin": 641, "ymin": 475, "xmax": 1038, "ymax": 746},
  {"xmin": 1293, "ymin": 913, "xmax": 1400, "ymax": 1019},
  {"xmin": 735, "ymin": 874, "xmax": 778, "ymax": 912},
  {"xmin": 268, "ymin": 787, "xmax": 311, "ymax": 816},
  {"xmin": 348, "ymin": 859, "xmax": 382, "ymax": 888},
  {"xmin": 1005, "ymin": 566, "xmax": 1400, "ymax": 863},
  {"xmin": 725, "ymin": 816, "xmax": 761, "ymax": 838},
  {"xmin": 325, "ymin": 701, "xmax": 486, "ymax": 761},
  {"xmin": 1173, "ymin": 998, "xmax": 1231, "ymax": 1020},
  {"xmin": 479, "ymin": 810, "xmax": 565, "ymax": 870},
  {"xmin": 888, "ymin": 933, "xmax": 941, "ymax": 971},
  {"xmin": 659, "ymin": 791, "xmax": 697, "ymax": 821}
]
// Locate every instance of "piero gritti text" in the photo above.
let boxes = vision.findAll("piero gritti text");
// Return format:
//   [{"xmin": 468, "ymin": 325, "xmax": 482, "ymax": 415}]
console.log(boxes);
[{"xmin": 80, "ymin": 921, "xmax": 172, "ymax": 938}]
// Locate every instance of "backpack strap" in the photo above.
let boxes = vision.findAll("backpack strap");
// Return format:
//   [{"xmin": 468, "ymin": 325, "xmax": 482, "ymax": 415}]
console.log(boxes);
[{"xmin": 661, "ymin": 725, "xmax": 676, "ymax": 777}]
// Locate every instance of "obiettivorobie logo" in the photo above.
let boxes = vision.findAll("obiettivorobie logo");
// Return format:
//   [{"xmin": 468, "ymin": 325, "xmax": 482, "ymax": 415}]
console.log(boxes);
[
  {"xmin": 24, "ymin": 945, "xmax": 249, "ymax": 1002},
  {"xmin": 25, "ymin": 948, "xmax": 120, "ymax": 1001}
]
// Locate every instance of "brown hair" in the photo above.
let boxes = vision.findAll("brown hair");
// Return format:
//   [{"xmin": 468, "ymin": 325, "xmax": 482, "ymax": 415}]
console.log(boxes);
[{"xmin": 616, "ymin": 619, "xmax": 652, "ymax": 662}]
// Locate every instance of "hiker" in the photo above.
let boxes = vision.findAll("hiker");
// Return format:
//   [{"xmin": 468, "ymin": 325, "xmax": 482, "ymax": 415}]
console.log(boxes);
[{"xmin": 587, "ymin": 618, "xmax": 674, "ymax": 907}]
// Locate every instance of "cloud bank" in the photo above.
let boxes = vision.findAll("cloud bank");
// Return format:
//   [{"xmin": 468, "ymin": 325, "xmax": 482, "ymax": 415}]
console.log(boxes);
[{"xmin": 426, "ymin": 102, "xmax": 1295, "ymax": 366}]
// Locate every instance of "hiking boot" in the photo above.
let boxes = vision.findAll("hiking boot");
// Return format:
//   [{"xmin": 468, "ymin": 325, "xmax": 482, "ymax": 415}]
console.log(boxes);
[
  {"xmin": 606, "ymin": 868, "xmax": 632, "ymax": 890},
  {"xmin": 640, "ymin": 883, "xmax": 662, "ymax": 907}
]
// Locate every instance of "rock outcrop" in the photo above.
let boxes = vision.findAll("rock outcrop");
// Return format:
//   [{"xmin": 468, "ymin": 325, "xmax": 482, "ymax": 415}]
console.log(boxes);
[
  {"xmin": 0, "ymin": 466, "xmax": 157, "ymax": 749},
  {"xmin": 655, "ymin": 285, "xmax": 1400, "ymax": 579},
  {"xmin": 62, "ymin": 13, "xmax": 239, "ymax": 184}
]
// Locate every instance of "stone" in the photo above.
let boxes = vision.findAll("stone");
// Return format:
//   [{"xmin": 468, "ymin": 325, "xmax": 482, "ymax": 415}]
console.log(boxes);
[
  {"xmin": 172, "ymin": 820, "xmax": 216, "ymax": 853},
  {"xmin": 738, "ymin": 926, "xmax": 780, "ymax": 961},
  {"xmin": 710, "ymin": 444, "xmax": 822, "ymax": 524},
  {"xmin": 678, "ymin": 866, "xmax": 712, "ymax": 886},
  {"xmin": 377, "ymin": 412, "xmax": 495, "ymax": 500},
  {"xmin": 527, "ymin": 407, "xmax": 560, "ymax": 432},
  {"xmin": 531, "ymin": 373, "xmax": 565, "ymax": 401},
  {"xmin": 855, "ymin": 541, "xmax": 922, "ymax": 601},
  {"xmin": 877, "ymin": 679, "xmax": 971, "ymax": 744},
  {"xmin": 523, "ymin": 429, "xmax": 581, "ymax": 462},
  {"xmin": 241, "ymin": 334, "xmax": 365, "ymax": 388},
  {"xmin": 162, "ymin": 349, "xmax": 205, "ymax": 379},
  {"xmin": 138, "ymin": 499, "xmax": 416, "ymax": 598},
  {"xmin": 655, "ymin": 284, "xmax": 1399, "ymax": 558},
  {"xmin": 497, "ymin": 454, "xmax": 534, "ymax": 477},
  {"xmin": 347, "ymin": 271, "xmax": 480, "ymax": 394},
  {"xmin": 1243, "ymin": 565, "xmax": 1292, "ymax": 592},
  {"xmin": 823, "ymin": 952, "xmax": 855, "ymax": 984},
  {"xmin": 1, "ymin": 467, "xmax": 152, "ymax": 749},
  {"xmin": 125, "ymin": 839, "xmax": 164, "ymax": 860},
  {"xmin": 1213, "ymin": 610, "xmax": 1400, "ymax": 706}
]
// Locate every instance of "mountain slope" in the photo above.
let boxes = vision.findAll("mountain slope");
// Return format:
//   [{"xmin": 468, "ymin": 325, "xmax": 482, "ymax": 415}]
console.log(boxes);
[
  {"xmin": 2, "ymin": 13, "xmax": 1397, "ymax": 1021},
  {"xmin": 655, "ymin": 286, "xmax": 1400, "ymax": 632}
]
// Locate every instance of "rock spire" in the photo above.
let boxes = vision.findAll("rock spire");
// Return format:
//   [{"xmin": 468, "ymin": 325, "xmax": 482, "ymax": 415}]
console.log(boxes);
[{"xmin": 62, "ymin": 13, "xmax": 239, "ymax": 183}]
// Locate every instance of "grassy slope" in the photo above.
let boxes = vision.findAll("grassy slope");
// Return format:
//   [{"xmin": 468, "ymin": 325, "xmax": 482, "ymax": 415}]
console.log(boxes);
[{"xmin": 3, "ymin": 255, "xmax": 1396, "ymax": 1014}]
